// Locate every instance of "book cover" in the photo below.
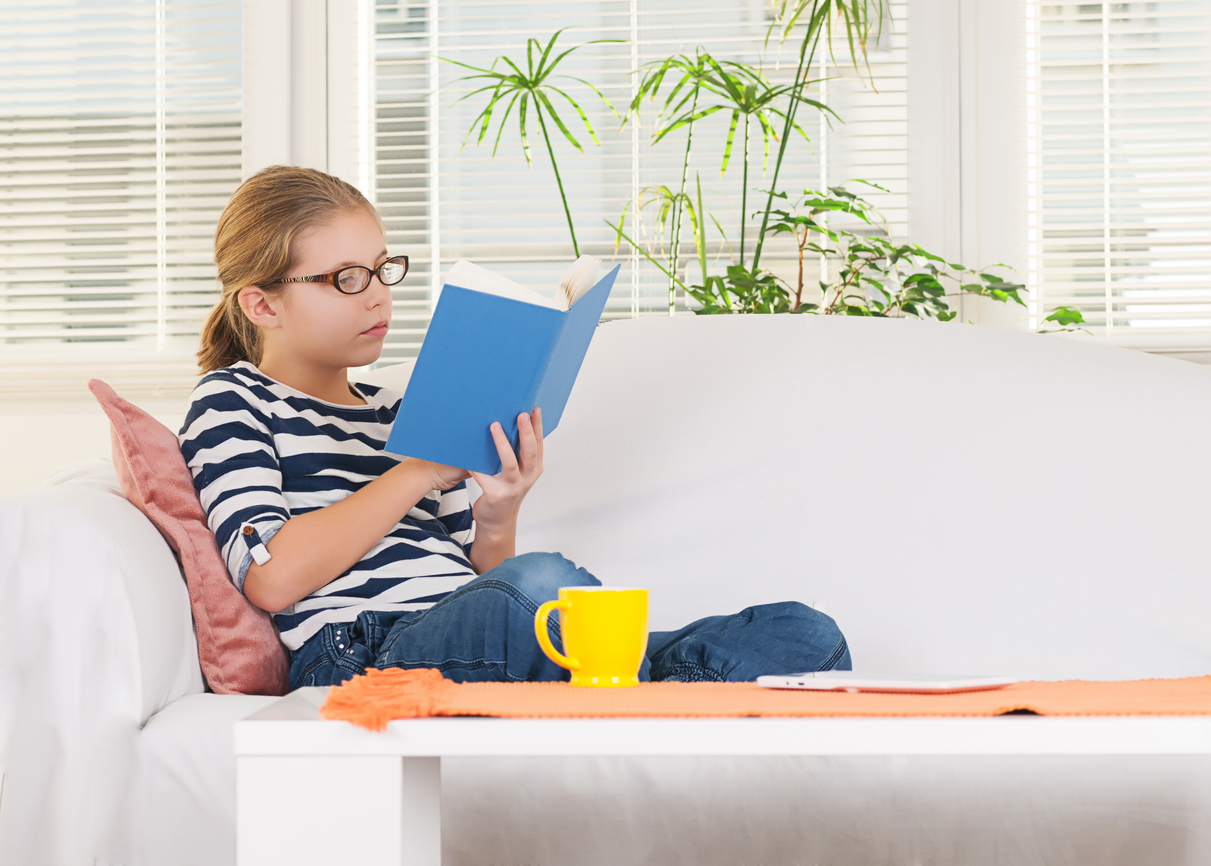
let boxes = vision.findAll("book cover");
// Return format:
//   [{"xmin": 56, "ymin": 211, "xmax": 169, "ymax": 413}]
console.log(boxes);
[{"xmin": 384, "ymin": 264, "xmax": 620, "ymax": 474}]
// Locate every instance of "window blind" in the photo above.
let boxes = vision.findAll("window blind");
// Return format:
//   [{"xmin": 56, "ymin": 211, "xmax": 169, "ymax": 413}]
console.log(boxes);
[
  {"xmin": 358, "ymin": 0, "xmax": 908, "ymax": 363},
  {"xmin": 0, "ymin": 0, "xmax": 242, "ymax": 395},
  {"xmin": 1023, "ymin": 0, "xmax": 1211, "ymax": 350}
]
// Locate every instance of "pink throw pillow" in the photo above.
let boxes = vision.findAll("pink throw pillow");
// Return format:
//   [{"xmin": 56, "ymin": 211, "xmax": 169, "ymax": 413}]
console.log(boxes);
[{"xmin": 89, "ymin": 379, "xmax": 289, "ymax": 696}]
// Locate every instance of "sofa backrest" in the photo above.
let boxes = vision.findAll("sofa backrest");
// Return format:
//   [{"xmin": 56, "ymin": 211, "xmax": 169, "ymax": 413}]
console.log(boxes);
[{"xmin": 484, "ymin": 314, "xmax": 1211, "ymax": 681}]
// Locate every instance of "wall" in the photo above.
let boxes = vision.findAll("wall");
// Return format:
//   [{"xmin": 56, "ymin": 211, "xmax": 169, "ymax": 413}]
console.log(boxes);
[{"xmin": 0, "ymin": 397, "xmax": 186, "ymax": 498}]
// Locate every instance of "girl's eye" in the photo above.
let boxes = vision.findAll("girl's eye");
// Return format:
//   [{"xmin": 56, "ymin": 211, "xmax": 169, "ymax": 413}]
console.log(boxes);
[{"xmin": 337, "ymin": 269, "xmax": 368, "ymax": 292}]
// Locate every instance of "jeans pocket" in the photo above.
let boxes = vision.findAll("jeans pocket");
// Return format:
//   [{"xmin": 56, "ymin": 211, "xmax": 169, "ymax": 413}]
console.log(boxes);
[{"xmin": 289, "ymin": 621, "xmax": 377, "ymax": 689}]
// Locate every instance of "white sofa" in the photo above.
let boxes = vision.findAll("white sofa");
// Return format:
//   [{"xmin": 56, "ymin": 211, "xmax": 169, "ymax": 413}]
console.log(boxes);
[{"xmin": 3, "ymin": 314, "xmax": 1211, "ymax": 865}]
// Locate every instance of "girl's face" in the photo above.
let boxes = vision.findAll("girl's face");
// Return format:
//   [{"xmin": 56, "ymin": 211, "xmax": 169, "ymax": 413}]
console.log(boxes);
[{"xmin": 271, "ymin": 206, "xmax": 394, "ymax": 370}]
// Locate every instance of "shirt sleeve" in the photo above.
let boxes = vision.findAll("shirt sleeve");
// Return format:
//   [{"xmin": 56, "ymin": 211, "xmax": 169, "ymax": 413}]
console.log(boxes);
[{"xmin": 178, "ymin": 374, "xmax": 290, "ymax": 592}]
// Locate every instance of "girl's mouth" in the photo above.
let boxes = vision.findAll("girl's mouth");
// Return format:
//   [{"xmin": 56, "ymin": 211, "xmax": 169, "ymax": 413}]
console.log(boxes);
[{"xmin": 361, "ymin": 321, "xmax": 389, "ymax": 338}]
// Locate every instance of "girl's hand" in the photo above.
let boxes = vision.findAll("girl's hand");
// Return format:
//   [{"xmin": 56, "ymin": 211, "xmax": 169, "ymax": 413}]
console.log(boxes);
[{"xmin": 469, "ymin": 407, "xmax": 544, "ymax": 531}]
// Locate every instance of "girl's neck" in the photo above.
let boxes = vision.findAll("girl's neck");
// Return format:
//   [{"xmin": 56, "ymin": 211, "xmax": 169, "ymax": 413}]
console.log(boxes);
[{"xmin": 256, "ymin": 348, "xmax": 366, "ymax": 406}]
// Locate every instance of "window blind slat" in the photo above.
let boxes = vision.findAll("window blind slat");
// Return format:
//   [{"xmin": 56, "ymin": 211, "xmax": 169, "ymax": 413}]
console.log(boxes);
[
  {"xmin": 0, "ymin": 1, "xmax": 242, "ymax": 395},
  {"xmin": 1022, "ymin": 0, "xmax": 1211, "ymax": 347},
  {"xmin": 360, "ymin": 0, "xmax": 909, "ymax": 362}
]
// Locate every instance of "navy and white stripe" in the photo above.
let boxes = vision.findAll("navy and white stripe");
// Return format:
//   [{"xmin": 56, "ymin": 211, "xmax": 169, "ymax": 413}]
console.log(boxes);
[{"xmin": 179, "ymin": 361, "xmax": 477, "ymax": 651}]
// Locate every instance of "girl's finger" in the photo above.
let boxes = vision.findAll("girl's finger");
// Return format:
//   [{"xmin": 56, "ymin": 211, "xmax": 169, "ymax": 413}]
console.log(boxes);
[
  {"xmin": 516, "ymin": 411, "xmax": 538, "ymax": 474},
  {"xmin": 489, "ymin": 421, "xmax": 520, "ymax": 477},
  {"xmin": 532, "ymin": 407, "xmax": 544, "ymax": 461}
]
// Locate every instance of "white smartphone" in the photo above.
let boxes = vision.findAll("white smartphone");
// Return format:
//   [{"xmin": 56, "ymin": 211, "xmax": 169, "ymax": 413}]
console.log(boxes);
[{"xmin": 755, "ymin": 671, "xmax": 1018, "ymax": 694}]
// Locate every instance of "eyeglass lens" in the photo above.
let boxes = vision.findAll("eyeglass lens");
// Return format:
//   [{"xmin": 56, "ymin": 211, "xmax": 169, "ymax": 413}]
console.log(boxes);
[
  {"xmin": 336, "ymin": 269, "xmax": 370, "ymax": 293},
  {"xmin": 377, "ymin": 258, "xmax": 406, "ymax": 284},
  {"xmin": 335, "ymin": 257, "xmax": 407, "ymax": 294}
]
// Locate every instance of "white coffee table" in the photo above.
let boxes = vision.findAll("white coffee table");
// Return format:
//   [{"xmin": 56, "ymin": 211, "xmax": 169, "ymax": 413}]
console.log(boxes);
[{"xmin": 234, "ymin": 687, "xmax": 1211, "ymax": 866}]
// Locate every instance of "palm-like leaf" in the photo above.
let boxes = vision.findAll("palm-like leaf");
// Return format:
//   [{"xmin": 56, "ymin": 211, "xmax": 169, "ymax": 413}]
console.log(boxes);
[
  {"xmin": 769, "ymin": 0, "xmax": 891, "ymax": 80},
  {"xmin": 623, "ymin": 49, "xmax": 719, "ymax": 125},
  {"xmin": 438, "ymin": 29, "xmax": 622, "ymax": 256},
  {"xmin": 620, "ymin": 49, "xmax": 720, "ymax": 311},
  {"xmin": 624, "ymin": 183, "xmax": 726, "ymax": 264},
  {"xmin": 750, "ymin": 0, "xmax": 892, "ymax": 271},
  {"xmin": 649, "ymin": 55, "xmax": 826, "ymax": 177}
]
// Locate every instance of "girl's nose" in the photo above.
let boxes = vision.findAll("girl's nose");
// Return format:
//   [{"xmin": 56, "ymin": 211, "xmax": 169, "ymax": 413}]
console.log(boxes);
[
  {"xmin": 364, "ymin": 276, "xmax": 392, "ymax": 314},
  {"xmin": 366, "ymin": 274, "xmax": 390, "ymax": 303}
]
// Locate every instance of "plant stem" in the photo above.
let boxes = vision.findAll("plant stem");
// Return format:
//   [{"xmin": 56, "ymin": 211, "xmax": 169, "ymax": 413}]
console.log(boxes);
[
  {"xmin": 535, "ymin": 104, "xmax": 579, "ymax": 257},
  {"xmin": 751, "ymin": 9, "xmax": 827, "ymax": 272},
  {"xmin": 608, "ymin": 220, "xmax": 689, "ymax": 289},
  {"xmin": 796, "ymin": 226, "xmax": 806, "ymax": 309},
  {"xmin": 695, "ymin": 172, "xmax": 709, "ymax": 284},
  {"xmin": 668, "ymin": 88, "xmax": 699, "ymax": 315},
  {"xmin": 826, "ymin": 255, "xmax": 874, "ymax": 314},
  {"xmin": 739, "ymin": 113, "xmax": 750, "ymax": 267}
]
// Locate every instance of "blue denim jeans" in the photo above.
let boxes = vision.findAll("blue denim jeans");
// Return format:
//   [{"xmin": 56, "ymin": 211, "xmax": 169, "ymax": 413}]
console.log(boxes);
[{"xmin": 288, "ymin": 552, "xmax": 852, "ymax": 690}]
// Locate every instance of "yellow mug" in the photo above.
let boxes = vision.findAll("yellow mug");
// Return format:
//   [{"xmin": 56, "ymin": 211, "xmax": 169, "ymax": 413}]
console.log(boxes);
[{"xmin": 534, "ymin": 587, "xmax": 649, "ymax": 687}]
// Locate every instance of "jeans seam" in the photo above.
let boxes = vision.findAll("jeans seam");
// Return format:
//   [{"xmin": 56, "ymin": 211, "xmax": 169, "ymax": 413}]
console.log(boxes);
[
  {"xmin": 297, "ymin": 655, "xmax": 328, "ymax": 687},
  {"xmin": 820, "ymin": 635, "xmax": 848, "ymax": 671},
  {"xmin": 333, "ymin": 652, "xmax": 367, "ymax": 672}
]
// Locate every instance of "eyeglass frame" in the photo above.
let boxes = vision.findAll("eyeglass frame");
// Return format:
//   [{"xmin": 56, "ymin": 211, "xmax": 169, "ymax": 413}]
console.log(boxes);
[{"xmin": 272, "ymin": 254, "xmax": 409, "ymax": 295}]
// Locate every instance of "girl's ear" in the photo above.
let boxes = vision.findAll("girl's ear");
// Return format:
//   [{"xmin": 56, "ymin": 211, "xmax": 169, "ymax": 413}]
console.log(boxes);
[{"xmin": 238, "ymin": 285, "xmax": 282, "ymax": 330}]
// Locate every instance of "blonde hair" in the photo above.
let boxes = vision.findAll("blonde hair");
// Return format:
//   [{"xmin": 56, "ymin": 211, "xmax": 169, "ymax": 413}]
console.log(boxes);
[{"xmin": 198, "ymin": 165, "xmax": 383, "ymax": 373}]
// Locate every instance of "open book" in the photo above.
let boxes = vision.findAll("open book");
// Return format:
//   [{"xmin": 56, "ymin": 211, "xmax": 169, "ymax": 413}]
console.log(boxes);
[
  {"xmin": 384, "ymin": 256, "xmax": 619, "ymax": 474},
  {"xmin": 447, "ymin": 255, "xmax": 605, "ymax": 312}
]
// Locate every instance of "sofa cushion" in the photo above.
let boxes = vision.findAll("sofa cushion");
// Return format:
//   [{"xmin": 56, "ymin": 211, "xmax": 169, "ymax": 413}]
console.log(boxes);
[{"xmin": 88, "ymin": 379, "xmax": 289, "ymax": 696}]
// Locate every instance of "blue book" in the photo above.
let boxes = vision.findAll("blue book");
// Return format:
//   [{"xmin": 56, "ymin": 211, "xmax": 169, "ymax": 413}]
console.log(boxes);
[{"xmin": 384, "ymin": 258, "xmax": 620, "ymax": 474}]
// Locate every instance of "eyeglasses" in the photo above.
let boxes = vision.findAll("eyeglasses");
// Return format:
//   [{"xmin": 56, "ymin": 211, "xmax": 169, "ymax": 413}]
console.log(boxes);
[{"xmin": 275, "ymin": 255, "xmax": 409, "ymax": 295}]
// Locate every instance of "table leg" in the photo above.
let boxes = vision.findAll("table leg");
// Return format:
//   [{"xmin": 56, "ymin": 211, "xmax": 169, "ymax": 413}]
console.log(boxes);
[{"xmin": 237, "ymin": 755, "xmax": 440, "ymax": 865}]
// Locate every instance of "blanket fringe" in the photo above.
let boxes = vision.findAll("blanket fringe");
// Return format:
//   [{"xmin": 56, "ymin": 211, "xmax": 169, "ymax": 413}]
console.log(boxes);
[{"xmin": 320, "ymin": 667, "xmax": 451, "ymax": 732}]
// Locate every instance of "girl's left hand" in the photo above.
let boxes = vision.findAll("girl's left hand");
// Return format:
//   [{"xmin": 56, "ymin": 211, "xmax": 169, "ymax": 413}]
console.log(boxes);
[{"xmin": 469, "ymin": 407, "xmax": 544, "ymax": 530}]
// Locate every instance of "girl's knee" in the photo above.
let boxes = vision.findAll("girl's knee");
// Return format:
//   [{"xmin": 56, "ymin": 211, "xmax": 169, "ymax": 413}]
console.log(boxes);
[{"xmin": 489, "ymin": 552, "xmax": 599, "ymax": 605}]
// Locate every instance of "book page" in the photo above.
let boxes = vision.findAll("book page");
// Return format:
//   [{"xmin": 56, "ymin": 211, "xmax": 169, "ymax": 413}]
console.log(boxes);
[
  {"xmin": 444, "ymin": 260, "xmax": 559, "ymax": 309},
  {"xmin": 557, "ymin": 255, "xmax": 602, "ymax": 311}
]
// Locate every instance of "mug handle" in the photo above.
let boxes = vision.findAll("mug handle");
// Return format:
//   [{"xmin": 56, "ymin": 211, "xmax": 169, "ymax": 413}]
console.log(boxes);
[{"xmin": 534, "ymin": 599, "xmax": 578, "ymax": 671}]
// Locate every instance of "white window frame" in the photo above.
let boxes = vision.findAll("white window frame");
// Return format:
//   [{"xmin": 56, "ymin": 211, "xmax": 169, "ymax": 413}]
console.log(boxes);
[
  {"xmin": 243, "ymin": 0, "xmax": 336, "ymax": 178},
  {"xmin": 908, "ymin": 0, "xmax": 1022, "ymax": 331},
  {"xmin": 917, "ymin": 0, "xmax": 1211, "ymax": 363},
  {"xmin": 20, "ymin": 0, "xmax": 1190, "ymax": 402}
]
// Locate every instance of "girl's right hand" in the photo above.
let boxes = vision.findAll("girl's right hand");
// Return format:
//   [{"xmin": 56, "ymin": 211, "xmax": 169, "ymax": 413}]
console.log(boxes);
[{"xmin": 406, "ymin": 458, "xmax": 470, "ymax": 491}]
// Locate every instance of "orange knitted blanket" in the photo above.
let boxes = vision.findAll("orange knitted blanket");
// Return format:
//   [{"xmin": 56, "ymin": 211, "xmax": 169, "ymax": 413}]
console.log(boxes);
[{"xmin": 318, "ymin": 668, "xmax": 1211, "ymax": 732}]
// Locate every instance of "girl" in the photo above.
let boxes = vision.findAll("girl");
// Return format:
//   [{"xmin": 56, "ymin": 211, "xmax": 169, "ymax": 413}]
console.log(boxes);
[{"xmin": 180, "ymin": 165, "xmax": 851, "ymax": 690}]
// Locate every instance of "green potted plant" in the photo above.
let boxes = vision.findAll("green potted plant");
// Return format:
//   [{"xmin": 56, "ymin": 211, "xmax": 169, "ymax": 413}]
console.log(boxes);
[{"xmin": 441, "ymin": 2, "xmax": 1084, "ymax": 331}]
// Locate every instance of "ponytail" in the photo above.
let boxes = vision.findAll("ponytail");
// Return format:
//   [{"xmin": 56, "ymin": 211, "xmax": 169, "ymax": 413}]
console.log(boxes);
[
  {"xmin": 198, "ymin": 291, "xmax": 265, "ymax": 372},
  {"xmin": 198, "ymin": 165, "xmax": 382, "ymax": 373}
]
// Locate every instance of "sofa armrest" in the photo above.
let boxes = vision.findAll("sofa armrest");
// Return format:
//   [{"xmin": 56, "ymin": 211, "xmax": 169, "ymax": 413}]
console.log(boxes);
[
  {"xmin": 0, "ymin": 479, "xmax": 203, "ymax": 863},
  {"xmin": 0, "ymin": 477, "xmax": 204, "ymax": 721}
]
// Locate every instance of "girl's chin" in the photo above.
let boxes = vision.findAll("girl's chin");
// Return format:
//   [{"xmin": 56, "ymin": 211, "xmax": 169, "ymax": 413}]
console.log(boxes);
[{"xmin": 343, "ymin": 345, "xmax": 384, "ymax": 368}]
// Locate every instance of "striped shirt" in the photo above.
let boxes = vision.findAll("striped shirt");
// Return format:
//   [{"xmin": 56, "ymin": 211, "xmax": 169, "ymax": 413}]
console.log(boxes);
[{"xmin": 178, "ymin": 361, "xmax": 477, "ymax": 651}]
